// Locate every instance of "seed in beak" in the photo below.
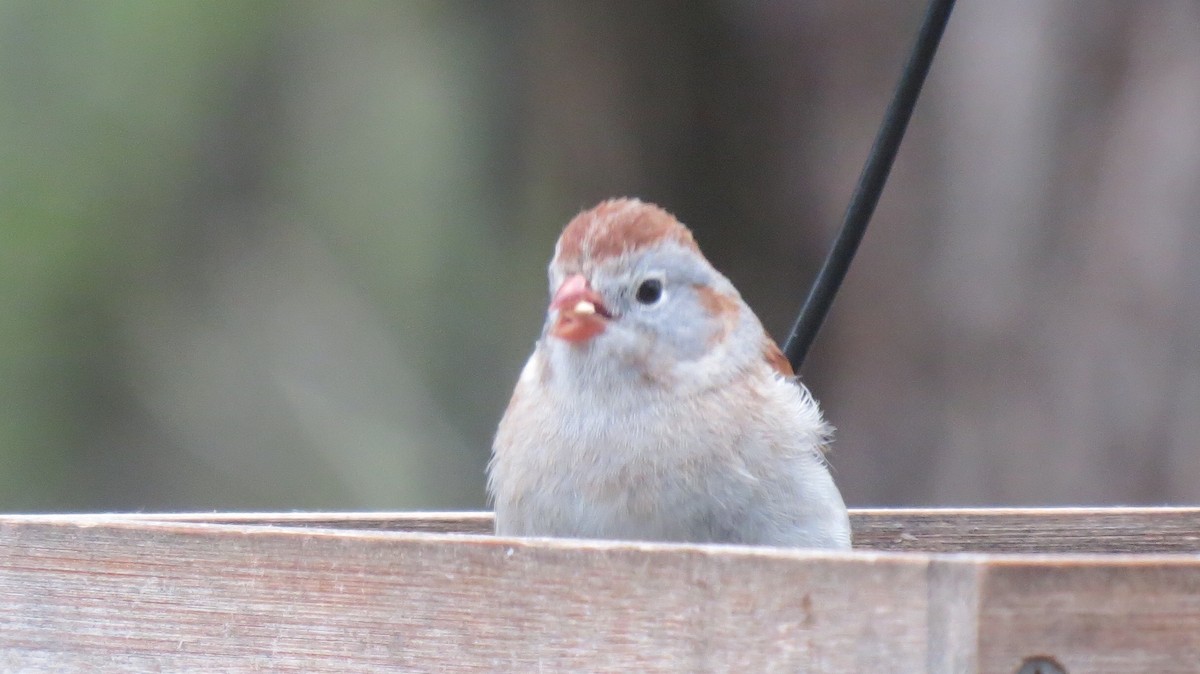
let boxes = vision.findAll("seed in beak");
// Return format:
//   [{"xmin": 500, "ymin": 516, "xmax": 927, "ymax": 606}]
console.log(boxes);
[{"xmin": 573, "ymin": 300, "xmax": 596, "ymax": 315}]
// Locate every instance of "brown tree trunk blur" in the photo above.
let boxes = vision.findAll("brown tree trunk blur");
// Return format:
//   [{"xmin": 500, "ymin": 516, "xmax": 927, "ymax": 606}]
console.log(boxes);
[{"xmin": 509, "ymin": 0, "xmax": 1200, "ymax": 506}]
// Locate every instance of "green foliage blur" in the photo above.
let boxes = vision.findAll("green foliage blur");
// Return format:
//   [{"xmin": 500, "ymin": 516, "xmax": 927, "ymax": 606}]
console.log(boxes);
[{"xmin": 0, "ymin": 2, "xmax": 553, "ymax": 510}]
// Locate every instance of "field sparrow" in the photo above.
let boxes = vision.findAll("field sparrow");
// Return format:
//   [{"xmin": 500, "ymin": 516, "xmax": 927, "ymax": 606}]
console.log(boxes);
[{"xmin": 488, "ymin": 198, "xmax": 851, "ymax": 549}]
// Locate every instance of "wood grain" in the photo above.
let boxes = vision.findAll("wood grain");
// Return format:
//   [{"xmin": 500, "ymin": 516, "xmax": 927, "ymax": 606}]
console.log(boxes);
[
  {"xmin": 89, "ymin": 507, "xmax": 1200, "ymax": 553},
  {"xmin": 978, "ymin": 558, "xmax": 1200, "ymax": 674},
  {"xmin": 850, "ymin": 507, "xmax": 1200, "ymax": 553},
  {"xmin": 5, "ymin": 510, "xmax": 1200, "ymax": 672},
  {"xmin": 95, "ymin": 510, "xmax": 495, "ymax": 535},
  {"xmin": 0, "ymin": 517, "xmax": 942, "ymax": 673}
]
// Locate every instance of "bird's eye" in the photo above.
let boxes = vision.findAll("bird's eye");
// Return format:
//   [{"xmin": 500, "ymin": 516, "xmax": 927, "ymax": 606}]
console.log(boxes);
[{"xmin": 635, "ymin": 278, "xmax": 664, "ymax": 305}]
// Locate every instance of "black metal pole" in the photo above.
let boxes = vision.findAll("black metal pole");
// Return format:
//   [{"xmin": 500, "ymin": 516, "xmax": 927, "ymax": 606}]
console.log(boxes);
[{"xmin": 783, "ymin": 0, "xmax": 956, "ymax": 372}]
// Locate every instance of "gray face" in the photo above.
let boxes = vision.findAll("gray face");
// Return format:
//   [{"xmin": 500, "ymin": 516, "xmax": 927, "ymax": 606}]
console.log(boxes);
[{"xmin": 546, "ymin": 241, "xmax": 746, "ymax": 385}]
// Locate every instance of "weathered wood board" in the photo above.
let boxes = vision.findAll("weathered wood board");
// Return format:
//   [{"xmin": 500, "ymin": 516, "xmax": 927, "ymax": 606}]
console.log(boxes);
[
  {"xmin": 92, "ymin": 506, "xmax": 1200, "ymax": 552},
  {"xmin": 0, "ymin": 509, "xmax": 1198, "ymax": 673}
]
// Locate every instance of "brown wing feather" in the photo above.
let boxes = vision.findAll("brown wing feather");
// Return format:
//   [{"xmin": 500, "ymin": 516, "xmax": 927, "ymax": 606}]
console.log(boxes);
[{"xmin": 762, "ymin": 335, "xmax": 794, "ymax": 377}]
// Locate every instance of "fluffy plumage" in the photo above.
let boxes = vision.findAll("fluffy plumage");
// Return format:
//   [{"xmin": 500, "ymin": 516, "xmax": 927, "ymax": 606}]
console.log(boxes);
[{"xmin": 488, "ymin": 198, "xmax": 851, "ymax": 548}]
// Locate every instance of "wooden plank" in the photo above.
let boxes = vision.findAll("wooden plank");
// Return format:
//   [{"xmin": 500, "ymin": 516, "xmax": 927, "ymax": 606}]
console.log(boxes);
[
  {"xmin": 0, "ymin": 517, "xmax": 952, "ymax": 673},
  {"xmin": 85, "ymin": 507, "xmax": 1200, "ymax": 553},
  {"xmin": 978, "ymin": 558, "xmax": 1200, "ymax": 674},
  {"xmin": 5, "ymin": 513, "xmax": 1200, "ymax": 671},
  {"xmin": 83, "ymin": 511, "xmax": 494, "ymax": 535},
  {"xmin": 850, "ymin": 508, "xmax": 1200, "ymax": 554}
]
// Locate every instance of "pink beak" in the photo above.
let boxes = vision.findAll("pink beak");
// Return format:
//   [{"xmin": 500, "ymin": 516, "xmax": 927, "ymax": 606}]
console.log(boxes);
[{"xmin": 549, "ymin": 274, "xmax": 610, "ymax": 343}]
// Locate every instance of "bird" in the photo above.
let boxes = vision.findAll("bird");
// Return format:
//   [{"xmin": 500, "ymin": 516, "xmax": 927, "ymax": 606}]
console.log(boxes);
[{"xmin": 488, "ymin": 198, "xmax": 851, "ymax": 549}]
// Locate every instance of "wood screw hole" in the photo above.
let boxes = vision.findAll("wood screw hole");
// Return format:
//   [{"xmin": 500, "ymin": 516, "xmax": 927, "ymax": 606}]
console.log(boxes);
[{"xmin": 1017, "ymin": 656, "xmax": 1066, "ymax": 674}]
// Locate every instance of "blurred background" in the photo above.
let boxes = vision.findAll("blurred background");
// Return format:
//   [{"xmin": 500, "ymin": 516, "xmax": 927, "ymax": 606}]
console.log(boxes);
[{"xmin": 2, "ymin": 0, "xmax": 1198, "ymax": 512}]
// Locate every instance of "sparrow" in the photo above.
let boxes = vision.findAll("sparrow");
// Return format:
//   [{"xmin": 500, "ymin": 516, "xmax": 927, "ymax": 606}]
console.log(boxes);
[{"xmin": 488, "ymin": 198, "xmax": 851, "ymax": 549}]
